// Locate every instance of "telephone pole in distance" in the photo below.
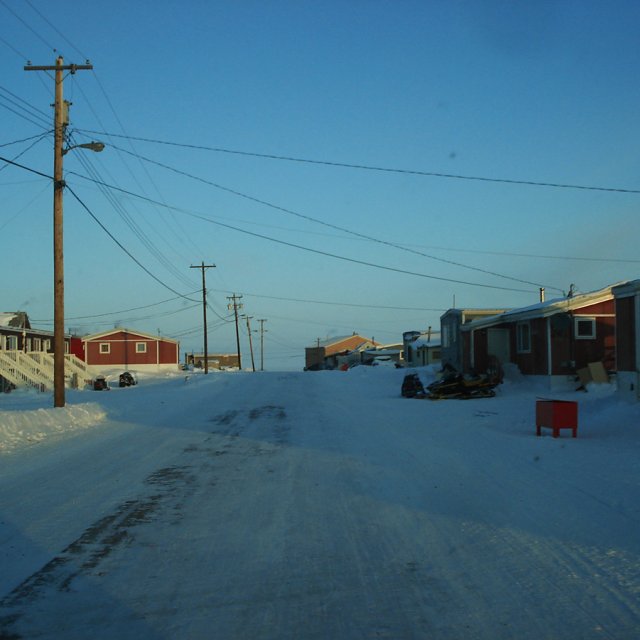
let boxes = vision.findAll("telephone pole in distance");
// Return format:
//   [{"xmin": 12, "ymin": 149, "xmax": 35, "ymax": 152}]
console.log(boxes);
[
  {"xmin": 257, "ymin": 319, "xmax": 268, "ymax": 371},
  {"xmin": 190, "ymin": 262, "xmax": 215, "ymax": 374},
  {"xmin": 227, "ymin": 294, "xmax": 243, "ymax": 370},
  {"xmin": 242, "ymin": 315, "xmax": 256, "ymax": 372}
]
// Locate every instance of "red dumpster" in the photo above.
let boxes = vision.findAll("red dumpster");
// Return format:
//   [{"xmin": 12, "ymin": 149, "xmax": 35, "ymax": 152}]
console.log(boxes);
[{"xmin": 536, "ymin": 400, "xmax": 578, "ymax": 438}]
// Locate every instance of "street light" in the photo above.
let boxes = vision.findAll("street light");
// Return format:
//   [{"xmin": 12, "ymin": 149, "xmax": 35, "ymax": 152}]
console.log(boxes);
[{"xmin": 62, "ymin": 141, "xmax": 105, "ymax": 155}]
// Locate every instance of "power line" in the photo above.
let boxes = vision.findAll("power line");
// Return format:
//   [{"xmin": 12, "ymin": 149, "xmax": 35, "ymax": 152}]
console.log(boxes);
[
  {"xmin": 77, "ymin": 129, "xmax": 640, "ymax": 196},
  {"xmin": 102, "ymin": 142, "xmax": 561, "ymax": 292},
  {"xmin": 63, "ymin": 168, "xmax": 540, "ymax": 293},
  {"xmin": 207, "ymin": 288, "xmax": 446, "ymax": 312},
  {"xmin": 31, "ymin": 291, "xmax": 201, "ymax": 323},
  {"xmin": 65, "ymin": 184, "xmax": 200, "ymax": 301},
  {"xmin": 0, "ymin": 133, "xmax": 50, "ymax": 173},
  {"xmin": 0, "ymin": 0, "xmax": 55, "ymax": 51},
  {"xmin": 0, "ymin": 154, "xmax": 557, "ymax": 295},
  {"xmin": 24, "ymin": 0, "xmax": 88, "ymax": 60},
  {"xmin": 70, "ymin": 148, "xmax": 198, "ymax": 291},
  {"xmin": 0, "ymin": 131, "xmax": 53, "ymax": 148}
]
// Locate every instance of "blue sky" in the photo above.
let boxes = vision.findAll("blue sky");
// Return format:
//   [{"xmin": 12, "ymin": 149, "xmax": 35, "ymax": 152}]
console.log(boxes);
[{"xmin": 1, "ymin": 0, "xmax": 639, "ymax": 369}]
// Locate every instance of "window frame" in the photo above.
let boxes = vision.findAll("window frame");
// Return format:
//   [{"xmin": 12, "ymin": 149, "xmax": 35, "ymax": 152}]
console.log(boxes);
[
  {"xmin": 99, "ymin": 342, "xmax": 111, "ymax": 354},
  {"xmin": 574, "ymin": 317, "xmax": 596, "ymax": 340},
  {"xmin": 516, "ymin": 321, "xmax": 531, "ymax": 354},
  {"xmin": 135, "ymin": 342, "xmax": 147, "ymax": 354}
]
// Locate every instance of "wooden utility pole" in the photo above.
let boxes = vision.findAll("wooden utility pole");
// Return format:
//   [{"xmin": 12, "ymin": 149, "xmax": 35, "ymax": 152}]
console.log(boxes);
[
  {"xmin": 257, "ymin": 319, "xmax": 267, "ymax": 371},
  {"xmin": 25, "ymin": 57, "xmax": 93, "ymax": 408},
  {"xmin": 227, "ymin": 294, "xmax": 243, "ymax": 370},
  {"xmin": 243, "ymin": 315, "xmax": 256, "ymax": 372},
  {"xmin": 190, "ymin": 262, "xmax": 215, "ymax": 373}
]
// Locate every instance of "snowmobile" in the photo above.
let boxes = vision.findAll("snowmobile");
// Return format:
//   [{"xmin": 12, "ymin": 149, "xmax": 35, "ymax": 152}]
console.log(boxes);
[
  {"xmin": 425, "ymin": 371, "xmax": 498, "ymax": 400},
  {"xmin": 401, "ymin": 373, "xmax": 427, "ymax": 398}
]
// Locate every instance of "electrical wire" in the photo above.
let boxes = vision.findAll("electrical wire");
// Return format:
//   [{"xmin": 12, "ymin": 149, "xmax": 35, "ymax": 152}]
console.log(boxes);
[
  {"xmin": 24, "ymin": 0, "xmax": 88, "ymax": 60},
  {"xmin": 65, "ymin": 184, "xmax": 200, "ymax": 301},
  {"xmin": 0, "ymin": 131, "xmax": 54, "ymax": 148},
  {"xmin": 0, "ymin": 0, "xmax": 55, "ymax": 51},
  {"xmin": 206, "ymin": 288, "xmax": 445, "ymax": 312},
  {"xmin": 63, "ymin": 168, "xmax": 541, "ymax": 294},
  {"xmin": 31, "ymin": 292, "xmax": 201, "ymax": 323},
  {"xmin": 66, "ymin": 132, "xmax": 197, "ymax": 290},
  {"xmin": 0, "ymin": 133, "xmax": 50, "ymax": 173},
  {"xmin": 77, "ymin": 129, "xmax": 640, "ymax": 196},
  {"xmin": 101, "ymin": 143, "xmax": 562, "ymax": 292}
]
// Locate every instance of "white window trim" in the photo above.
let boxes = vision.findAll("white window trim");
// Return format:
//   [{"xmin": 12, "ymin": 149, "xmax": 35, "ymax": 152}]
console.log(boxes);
[
  {"xmin": 516, "ymin": 321, "xmax": 531, "ymax": 354},
  {"xmin": 99, "ymin": 342, "xmax": 111, "ymax": 354},
  {"xmin": 136, "ymin": 342, "xmax": 147, "ymax": 353},
  {"xmin": 574, "ymin": 316, "xmax": 596, "ymax": 340}
]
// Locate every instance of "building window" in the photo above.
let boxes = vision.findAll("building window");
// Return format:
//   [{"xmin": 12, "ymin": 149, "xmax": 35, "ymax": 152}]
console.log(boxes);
[
  {"xmin": 33, "ymin": 338, "xmax": 41, "ymax": 351},
  {"xmin": 516, "ymin": 322, "xmax": 531, "ymax": 353},
  {"xmin": 136, "ymin": 342, "xmax": 147, "ymax": 353},
  {"xmin": 99, "ymin": 343, "xmax": 110, "ymax": 354},
  {"xmin": 6, "ymin": 335, "xmax": 18, "ymax": 350},
  {"xmin": 44, "ymin": 339, "xmax": 51, "ymax": 351},
  {"xmin": 575, "ymin": 317, "xmax": 596, "ymax": 340}
]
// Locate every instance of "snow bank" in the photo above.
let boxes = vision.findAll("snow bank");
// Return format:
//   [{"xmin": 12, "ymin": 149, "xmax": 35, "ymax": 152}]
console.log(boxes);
[{"xmin": 0, "ymin": 403, "xmax": 106, "ymax": 453}]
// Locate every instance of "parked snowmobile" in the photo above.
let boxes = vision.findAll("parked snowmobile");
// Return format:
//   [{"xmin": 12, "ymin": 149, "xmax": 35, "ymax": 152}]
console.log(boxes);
[
  {"xmin": 426, "ymin": 370, "xmax": 498, "ymax": 400},
  {"xmin": 401, "ymin": 373, "xmax": 427, "ymax": 398}
]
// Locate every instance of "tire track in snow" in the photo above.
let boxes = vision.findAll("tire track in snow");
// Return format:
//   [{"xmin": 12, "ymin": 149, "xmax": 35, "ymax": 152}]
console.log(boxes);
[{"xmin": 0, "ymin": 403, "xmax": 290, "ymax": 639}]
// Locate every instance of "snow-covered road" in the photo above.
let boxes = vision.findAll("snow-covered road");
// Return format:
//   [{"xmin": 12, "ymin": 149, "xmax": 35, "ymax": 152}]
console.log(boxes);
[{"xmin": 1, "ymin": 369, "xmax": 639, "ymax": 639}]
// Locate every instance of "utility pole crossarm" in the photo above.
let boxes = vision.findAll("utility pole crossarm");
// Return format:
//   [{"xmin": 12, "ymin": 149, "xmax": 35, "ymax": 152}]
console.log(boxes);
[{"xmin": 24, "ymin": 63, "xmax": 93, "ymax": 72}]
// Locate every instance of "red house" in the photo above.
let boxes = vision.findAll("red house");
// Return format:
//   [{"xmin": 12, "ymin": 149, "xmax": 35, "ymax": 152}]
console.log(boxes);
[
  {"xmin": 82, "ymin": 328, "xmax": 180, "ymax": 373},
  {"xmin": 460, "ymin": 284, "xmax": 618, "ymax": 389},
  {"xmin": 613, "ymin": 280, "xmax": 640, "ymax": 400}
]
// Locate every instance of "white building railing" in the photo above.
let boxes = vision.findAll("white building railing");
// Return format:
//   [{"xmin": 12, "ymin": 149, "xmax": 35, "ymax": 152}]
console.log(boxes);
[{"xmin": 0, "ymin": 350, "xmax": 96, "ymax": 392}]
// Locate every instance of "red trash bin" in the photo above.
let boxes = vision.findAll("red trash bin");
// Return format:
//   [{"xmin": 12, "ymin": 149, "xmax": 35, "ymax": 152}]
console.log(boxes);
[{"xmin": 536, "ymin": 400, "xmax": 578, "ymax": 438}]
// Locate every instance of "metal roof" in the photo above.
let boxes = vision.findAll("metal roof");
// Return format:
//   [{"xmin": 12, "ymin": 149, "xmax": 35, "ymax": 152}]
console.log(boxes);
[{"xmin": 461, "ymin": 283, "xmax": 623, "ymax": 332}]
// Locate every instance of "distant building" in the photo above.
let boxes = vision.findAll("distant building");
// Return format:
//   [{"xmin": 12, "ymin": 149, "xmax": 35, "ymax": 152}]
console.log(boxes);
[
  {"xmin": 440, "ymin": 309, "xmax": 507, "ymax": 372},
  {"xmin": 186, "ymin": 352, "xmax": 239, "ymax": 370},
  {"xmin": 402, "ymin": 331, "xmax": 441, "ymax": 367},
  {"xmin": 82, "ymin": 328, "xmax": 180, "ymax": 373},
  {"xmin": 305, "ymin": 334, "xmax": 378, "ymax": 370}
]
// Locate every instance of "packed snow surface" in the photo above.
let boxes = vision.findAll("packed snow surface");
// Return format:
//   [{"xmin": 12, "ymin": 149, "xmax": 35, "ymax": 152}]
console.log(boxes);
[{"xmin": 0, "ymin": 367, "xmax": 638, "ymax": 639}]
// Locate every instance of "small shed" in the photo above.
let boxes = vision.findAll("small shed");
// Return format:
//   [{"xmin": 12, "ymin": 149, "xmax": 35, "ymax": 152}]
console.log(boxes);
[{"xmin": 82, "ymin": 328, "xmax": 180, "ymax": 373}]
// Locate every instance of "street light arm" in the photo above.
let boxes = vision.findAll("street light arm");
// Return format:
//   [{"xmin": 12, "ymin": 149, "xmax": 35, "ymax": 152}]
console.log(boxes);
[{"xmin": 62, "ymin": 141, "xmax": 105, "ymax": 155}]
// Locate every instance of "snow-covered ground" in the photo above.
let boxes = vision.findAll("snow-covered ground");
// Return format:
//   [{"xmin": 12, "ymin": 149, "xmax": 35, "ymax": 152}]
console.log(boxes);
[{"xmin": 0, "ymin": 367, "xmax": 638, "ymax": 639}]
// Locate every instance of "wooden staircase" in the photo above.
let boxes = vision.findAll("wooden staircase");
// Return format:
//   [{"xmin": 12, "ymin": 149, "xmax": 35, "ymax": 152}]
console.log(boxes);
[{"xmin": 0, "ymin": 350, "xmax": 94, "ymax": 392}]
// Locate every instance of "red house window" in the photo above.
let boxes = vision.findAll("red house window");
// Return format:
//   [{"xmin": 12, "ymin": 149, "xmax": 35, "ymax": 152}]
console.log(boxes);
[
  {"xmin": 136, "ymin": 342, "xmax": 147, "ymax": 353},
  {"xmin": 99, "ymin": 343, "xmax": 110, "ymax": 354},
  {"xmin": 575, "ymin": 317, "xmax": 596, "ymax": 340}
]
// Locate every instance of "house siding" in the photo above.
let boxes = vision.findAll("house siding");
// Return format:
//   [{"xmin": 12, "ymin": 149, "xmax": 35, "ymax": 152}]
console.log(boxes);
[
  {"xmin": 464, "ymin": 291, "xmax": 617, "ymax": 383},
  {"xmin": 83, "ymin": 329, "xmax": 179, "ymax": 370},
  {"xmin": 615, "ymin": 296, "xmax": 635, "ymax": 372}
]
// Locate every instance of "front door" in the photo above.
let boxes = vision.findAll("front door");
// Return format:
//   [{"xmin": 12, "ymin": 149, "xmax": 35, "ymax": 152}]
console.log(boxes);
[{"xmin": 487, "ymin": 328, "xmax": 510, "ymax": 367}]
